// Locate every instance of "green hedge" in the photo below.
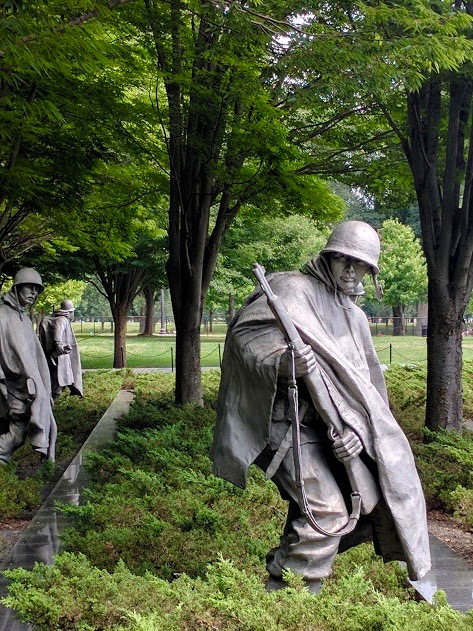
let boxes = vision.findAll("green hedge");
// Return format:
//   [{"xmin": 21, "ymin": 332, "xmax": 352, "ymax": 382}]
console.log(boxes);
[
  {"xmin": 3, "ymin": 368, "xmax": 473, "ymax": 628},
  {"xmin": 3, "ymin": 370, "xmax": 473, "ymax": 629}
]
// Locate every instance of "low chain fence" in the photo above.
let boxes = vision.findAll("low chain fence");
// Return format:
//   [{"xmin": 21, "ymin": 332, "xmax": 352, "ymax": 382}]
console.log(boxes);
[
  {"xmin": 70, "ymin": 316, "xmax": 473, "ymax": 369},
  {"xmin": 73, "ymin": 316, "xmax": 473, "ymax": 338},
  {"xmin": 77, "ymin": 340, "xmax": 223, "ymax": 372},
  {"xmin": 75, "ymin": 340, "xmax": 473, "ymax": 369}
]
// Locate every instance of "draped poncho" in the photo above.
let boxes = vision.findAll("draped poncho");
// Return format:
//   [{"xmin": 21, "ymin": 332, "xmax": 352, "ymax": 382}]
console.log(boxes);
[
  {"xmin": 212, "ymin": 260, "xmax": 431, "ymax": 581},
  {"xmin": 0, "ymin": 291, "xmax": 56, "ymax": 459},
  {"xmin": 40, "ymin": 310, "xmax": 83, "ymax": 396}
]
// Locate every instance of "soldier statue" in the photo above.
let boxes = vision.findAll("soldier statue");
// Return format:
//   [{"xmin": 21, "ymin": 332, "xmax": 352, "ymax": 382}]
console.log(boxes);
[
  {"xmin": 39, "ymin": 299, "xmax": 83, "ymax": 401},
  {"xmin": 0, "ymin": 268, "xmax": 57, "ymax": 464},
  {"xmin": 212, "ymin": 221, "xmax": 430, "ymax": 592}
]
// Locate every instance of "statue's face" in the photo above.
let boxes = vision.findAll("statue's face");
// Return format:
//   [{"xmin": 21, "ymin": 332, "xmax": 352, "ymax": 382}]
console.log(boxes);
[
  {"xmin": 330, "ymin": 253, "xmax": 370, "ymax": 295},
  {"xmin": 16, "ymin": 283, "xmax": 40, "ymax": 307}
]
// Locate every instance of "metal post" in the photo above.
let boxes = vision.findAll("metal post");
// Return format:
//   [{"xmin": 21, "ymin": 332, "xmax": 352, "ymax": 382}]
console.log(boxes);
[
  {"xmin": 218, "ymin": 343, "xmax": 222, "ymax": 368},
  {"xmin": 171, "ymin": 346, "xmax": 174, "ymax": 373},
  {"xmin": 389, "ymin": 343, "xmax": 392, "ymax": 364},
  {"xmin": 160, "ymin": 287, "xmax": 166, "ymax": 334}
]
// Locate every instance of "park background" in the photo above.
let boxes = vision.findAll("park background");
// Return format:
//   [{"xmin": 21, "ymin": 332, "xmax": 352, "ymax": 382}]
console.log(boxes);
[{"xmin": 2, "ymin": 0, "xmax": 473, "ymax": 628}]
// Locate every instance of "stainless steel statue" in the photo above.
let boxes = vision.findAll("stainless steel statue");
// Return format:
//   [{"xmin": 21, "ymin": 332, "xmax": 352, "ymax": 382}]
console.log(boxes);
[
  {"xmin": 0, "ymin": 268, "xmax": 57, "ymax": 464},
  {"xmin": 211, "ymin": 221, "xmax": 431, "ymax": 592},
  {"xmin": 39, "ymin": 299, "xmax": 83, "ymax": 401}
]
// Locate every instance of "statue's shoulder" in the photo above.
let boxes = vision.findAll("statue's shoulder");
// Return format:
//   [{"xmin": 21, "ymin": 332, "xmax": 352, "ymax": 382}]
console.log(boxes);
[
  {"xmin": 268, "ymin": 270, "xmax": 308, "ymax": 290},
  {"xmin": 0, "ymin": 300, "xmax": 11, "ymax": 316}
]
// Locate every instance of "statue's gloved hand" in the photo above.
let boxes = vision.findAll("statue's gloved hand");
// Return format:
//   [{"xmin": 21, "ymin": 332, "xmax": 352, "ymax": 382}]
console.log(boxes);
[
  {"xmin": 332, "ymin": 428, "xmax": 363, "ymax": 462},
  {"xmin": 55, "ymin": 343, "xmax": 71, "ymax": 355},
  {"xmin": 294, "ymin": 344, "xmax": 317, "ymax": 377},
  {"xmin": 279, "ymin": 343, "xmax": 317, "ymax": 378}
]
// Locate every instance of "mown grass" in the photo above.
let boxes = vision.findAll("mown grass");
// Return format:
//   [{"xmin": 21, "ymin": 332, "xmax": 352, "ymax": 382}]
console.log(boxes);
[
  {"xmin": 76, "ymin": 330, "xmax": 473, "ymax": 369},
  {"xmin": 3, "ymin": 370, "xmax": 473, "ymax": 630},
  {"xmin": 77, "ymin": 334, "xmax": 226, "ymax": 369}
]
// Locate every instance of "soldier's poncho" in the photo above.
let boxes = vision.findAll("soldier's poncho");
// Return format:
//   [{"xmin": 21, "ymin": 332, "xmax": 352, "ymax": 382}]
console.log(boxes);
[
  {"xmin": 39, "ymin": 310, "xmax": 83, "ymax": 396},
  {"xmin": 0, "ymin": 292, "xmax": 57, "ymax": 459},
  {"xmin": 212, "ymin": 264, "xmax": 431, "ymax": 581}
]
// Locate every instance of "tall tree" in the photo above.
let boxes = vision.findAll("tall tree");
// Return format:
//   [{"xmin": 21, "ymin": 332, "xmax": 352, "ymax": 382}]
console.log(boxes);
[
  {"xmin": 92, "ymin": 258, "xmax": 150, "ymax": 367},
  {"xmin": 378, "ymin": 219, "xmax": 427, "ymax": 335},
  {"xmin": 112, "ymin": 0, "xmax": 343, "ymax": 403},
  {"xmin": 264, "ymin": 0, "xmax": 473, "ymax": 430},
  {"xmin": 0, "ymin": 0, "xmax": 136, "ymax": 269}
]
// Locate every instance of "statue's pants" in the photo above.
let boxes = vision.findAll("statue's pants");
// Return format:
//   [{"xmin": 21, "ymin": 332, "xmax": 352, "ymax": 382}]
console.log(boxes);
[
  {"xmin": 0, "ymin": 395, "xmax": 30, "ymax": 464},
  {"xmin": 259, "ymin": 423, "xmax": 349, "ymax": 581}
]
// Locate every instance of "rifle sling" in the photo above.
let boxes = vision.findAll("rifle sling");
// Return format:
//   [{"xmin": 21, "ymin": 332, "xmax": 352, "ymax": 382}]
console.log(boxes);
[{"xmin": 287, "ymin": 344, "xmax": 361, "ymax": 538}]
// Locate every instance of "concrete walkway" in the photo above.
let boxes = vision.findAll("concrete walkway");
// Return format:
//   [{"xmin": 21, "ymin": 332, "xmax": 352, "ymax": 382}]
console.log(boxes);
[
  {"xmin": 411, "ymin": 535, "xmax": 473, "ymax": 613},
  {"xmin": 0, "ymin": 386, "xmax": 472, "ymax": 628}
]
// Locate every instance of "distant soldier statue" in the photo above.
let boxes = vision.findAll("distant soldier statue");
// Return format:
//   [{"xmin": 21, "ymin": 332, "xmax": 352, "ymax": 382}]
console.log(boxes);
[
  {"xmin": 0, "ymin": 268, "xmax": 57, "ymax": 464},
  {"xmin": 212, "ymin": 221, "xmax": 431, "ymax": 592},
  {"xmin": 39, "ymin": 299, "xmax": 83, "ymax": 401}
]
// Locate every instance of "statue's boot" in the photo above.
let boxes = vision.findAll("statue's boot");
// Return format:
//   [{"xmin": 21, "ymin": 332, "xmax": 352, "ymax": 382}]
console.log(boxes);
[{"xmin": 0, "ymin": 416, "xmax": 28, "ymax": 464}]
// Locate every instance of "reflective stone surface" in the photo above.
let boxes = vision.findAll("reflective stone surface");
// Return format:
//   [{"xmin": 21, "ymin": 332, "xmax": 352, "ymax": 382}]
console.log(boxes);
[
  {"xmin": 0, "ymin": 389, "xmax": 134, "ymax": 630},
  {"xmin": 411, "ymin": 534, "xmax": 473, "ymax": 613}
]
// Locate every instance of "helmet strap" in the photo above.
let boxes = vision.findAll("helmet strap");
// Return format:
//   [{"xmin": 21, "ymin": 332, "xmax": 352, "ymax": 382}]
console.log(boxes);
[{"xmin": 13, "ymin": 285, "xmax": 24, "ymax": 321}]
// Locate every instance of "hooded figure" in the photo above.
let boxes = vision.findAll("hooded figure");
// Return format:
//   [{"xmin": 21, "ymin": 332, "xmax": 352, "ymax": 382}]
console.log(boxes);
[
  {"xmin": 211, "ymin": 221, "xmax": 430, "ymax": 592},
  {"xmin": 39, "ymin": 299, "xmax": 83, "ymax": 400},
  {"xmin": 0, "ymin": 268, "xmax": 57, "ymax": 464}
]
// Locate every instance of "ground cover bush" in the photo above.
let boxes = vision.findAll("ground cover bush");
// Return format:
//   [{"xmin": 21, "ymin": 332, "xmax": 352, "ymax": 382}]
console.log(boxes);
[
  {"xmin": 385, "ymin": 362, "xmax": 473, "ymax": 522},
  {"xmin": 3, "ymin": 369, "xmax": 473, "ymax": 629},
  {"xmin": 56, "ymin": 372, "xmax": 285, "ymax": 579},
  {"xmin": 4, "ymin": 550, "xmax": 470, "ymax": 631}
]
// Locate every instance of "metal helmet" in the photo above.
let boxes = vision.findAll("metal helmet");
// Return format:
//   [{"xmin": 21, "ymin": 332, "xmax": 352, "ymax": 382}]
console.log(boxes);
[
  {"xmin": 321, "ymin": 221, "xmax": 380, "ymax": 274},
  {"xmin": 12, "ymin": 268, "xmax": 44, "ymax": 293},
  {"xmin": 60, "ymin": 299, "xmax": 74, "ymax": 311},
  {"xmin": 351, "ymin": 282, "xmax": 365, "ymax": 297}
]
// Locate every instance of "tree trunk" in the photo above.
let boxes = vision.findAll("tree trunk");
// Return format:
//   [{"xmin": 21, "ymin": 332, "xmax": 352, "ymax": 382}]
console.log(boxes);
[
  {"xmin": 425, "ymin": 280, "xmax": 464, "ymax": 431},
  {"xmin": 112, "ymin": 306, "xmax": 127, "ymax": 368},
  {"xmin": 392, "ymin": 304, "xmax": 405, "ymax": 336},
  {"xmin": 174, "ymin": 324, "xmax": 202, "ymax": 405},
  {"xmin": 167, "ymin": 244, "xmax": 205, "ymax": 404},
  {"xmin": 209, "ymin": 309, "xmax": 214, "ymax": 333},
  {"xmin": 141, "ymin": 286, "xmax": 155, "ymax": 336},
  {"xmin": 159, "ymin": 5, "xmax": 247, "ymax": 405},
  {"xmin": 415, "ymin": 302, "xmax": 428, "ymax": 336},
  {"xmin": 403, "ymin": 82, "xmax": 473, "ymax": 431},
  {"xmin": 228, "ymin": 293, "xmax": 235, "ymax": 321}
]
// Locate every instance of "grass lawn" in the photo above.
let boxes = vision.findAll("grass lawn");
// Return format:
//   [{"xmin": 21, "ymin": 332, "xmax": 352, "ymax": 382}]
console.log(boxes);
[
  {"xmin": 77, "ymin": 332, "xmax": 226, "ymax": 369},
  {"xmin": 75, "ymin": 324, "xmax": 473, "ymax": 370}
]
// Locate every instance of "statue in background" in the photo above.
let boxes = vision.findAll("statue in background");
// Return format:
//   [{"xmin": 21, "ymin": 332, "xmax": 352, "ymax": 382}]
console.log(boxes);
[
  {"xmin": 39, "ymin": 299, "xmax": 83, "ymax": 401},
  {"xmin": 0, "ymin": 268, "xmax": 57, "ymax": 464},
  {"xmin": 212, "ymin": 221, "xmax": 430, "ymax": 592}
]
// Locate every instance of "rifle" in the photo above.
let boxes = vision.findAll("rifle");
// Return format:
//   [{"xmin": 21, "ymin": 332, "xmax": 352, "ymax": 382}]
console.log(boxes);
[{"xmin": 253, "ymin": 263, "xmax": 380, "ymax": 537}]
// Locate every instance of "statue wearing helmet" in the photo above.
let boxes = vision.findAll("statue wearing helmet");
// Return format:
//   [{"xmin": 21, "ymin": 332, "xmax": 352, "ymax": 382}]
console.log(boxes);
[
  {"xmin": 12, "ymin": 267, "xmax": 45, "ymax": 293},
  {"xmin": 0, "ymin": 269, "xmax": 57, "ymax": 465},
  {"xmin": 212, "ymin": 221, "xmax": 430, "ymax": 593},
  {"xmin": 39, "ymin": 299, "xmax": 83, "ymax": 400}
]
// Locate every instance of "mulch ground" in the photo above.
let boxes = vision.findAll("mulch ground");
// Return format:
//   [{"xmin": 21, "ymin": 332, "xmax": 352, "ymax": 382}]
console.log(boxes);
[{"xmin": 428, "ymin": 509, "xmax": 473, "ymax": 565}]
